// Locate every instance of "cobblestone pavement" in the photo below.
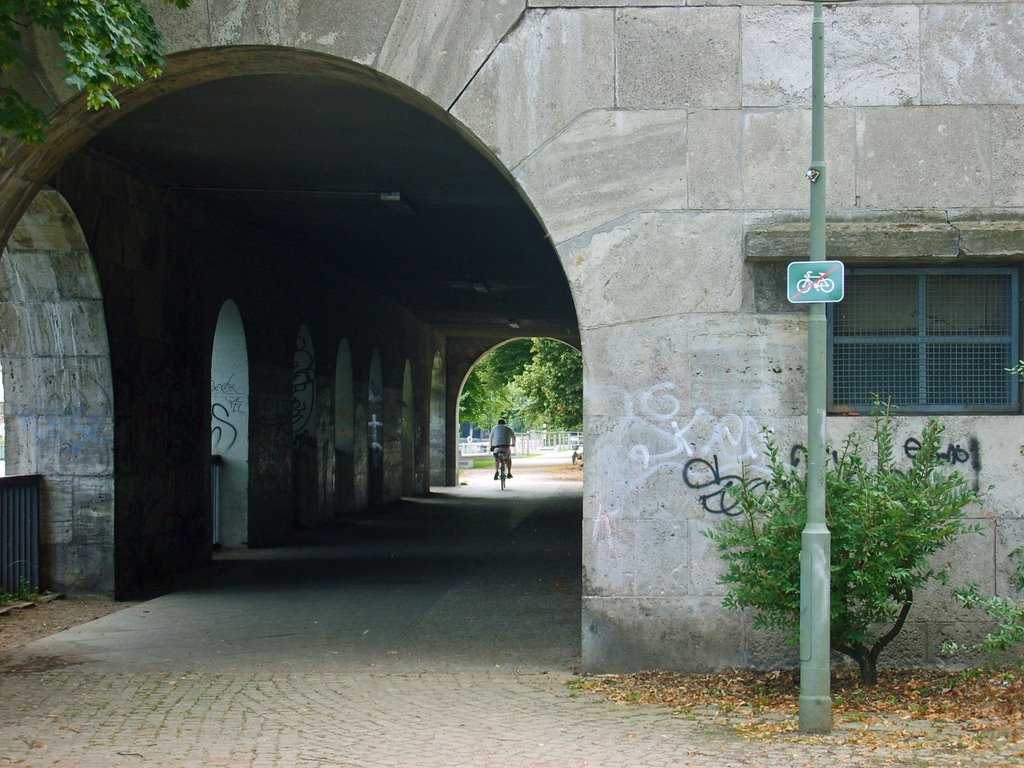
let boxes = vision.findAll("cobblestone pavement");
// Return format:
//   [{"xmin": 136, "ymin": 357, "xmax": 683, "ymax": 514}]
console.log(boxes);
[{"xmin": 0, "ymin": 468, "xmax": 1016, "ymax": 766}]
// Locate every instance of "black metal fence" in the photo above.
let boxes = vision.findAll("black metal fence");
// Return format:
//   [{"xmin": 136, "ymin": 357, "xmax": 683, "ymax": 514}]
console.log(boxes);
[{"xmin": 0, "ymin": 474, "xmax": 41, "ymax": 595}]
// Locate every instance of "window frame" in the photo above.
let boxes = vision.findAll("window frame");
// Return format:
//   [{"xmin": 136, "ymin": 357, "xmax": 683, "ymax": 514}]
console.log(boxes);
[{"xmin": 827, "ymin": 266, "xmax": 1020, "ymax": 415}]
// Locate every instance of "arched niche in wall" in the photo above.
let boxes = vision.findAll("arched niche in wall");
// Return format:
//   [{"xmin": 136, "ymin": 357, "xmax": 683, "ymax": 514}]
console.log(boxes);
[
  {"xmin": 292, "ymin": 324, "xmax": 317, "ymax": 527},
  {"xmin": 210, "ymin": 299, "xmax": 249, "ymax": 549},
  {"xmin": 0, "ymin": 188, "xmax": 115, "ymax": 593},
  {"xmin": 367, "ymin": 349, "xmax": 384, "ymax": 507},
  {"xmin": 334, "ymin": 338, "xmax": 355, "ymax": 515}
]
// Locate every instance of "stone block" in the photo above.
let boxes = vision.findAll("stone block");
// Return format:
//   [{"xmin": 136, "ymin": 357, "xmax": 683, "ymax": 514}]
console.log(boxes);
[
  {"xmin": 993, "ymin": 107, "xmax": 1024, "ymax": 207},
  {"xmin": 634, "ymin": 519, "xmax": 689, "ymax": 597},
  {"xmin": 57, "ymin": 413, "xmax": 115, "ymax": 477},
  {"xmin": 743, "ymin": 620, "xmax": 796, "ymax": 671},
  {"xmin": 855, "ymin": 106, "xmax": 991, "ymax": 209},
  {"xmin": 7, "ymin": 190, "xmax": 89, "ymax": 252},
  {"xmin": 583, "ymin": 512, "xmax": 637, "ymax": 596},
  {"xmin": 581, "ymin": 595, "xmax": 745, "ymax": 673},
  {"xmin": 688, "ymin": 110, "xmax": 742, "ymax": 210},
  {"xmin": 288, "ymin": 0, "xmax": 401, "ymax": 64},
  {"xmin": 922, "ymin": 5, "xmax": 1024, "ymax": 106},
  {"xmin": 0, "ymin": 252, "xmax": 58, "ymax": 301},
  {"xmin": 742, "ymin": 6, "xmax": 920, "ymax": 108},
  {"xmin": 451, "ymin": 8, "xmax": 614, "ymax": 168},
  {"xmin": 39, "ymin": 479, "xmax": 73, "ymax": 546},
  {"xmin": 207, "ymin": 0, "xmax": 400, "ymax": 62},
  {"xmin": 689, "ymin": 520, "xmax": 730, "ymax": 597},
  {"xmin": 51, "ymin": 252, "xmax": 103, "ymax": 299},
  {"xmin": 42, "ymin": 541, "xmax": 114, "ymax": 594},
  {"xmin": 378, "ymin": 0, "xmax": 524, "ymax": 108},
  {"xmin": 915, "ymin": 521, "xmax": 995, "ymax": 613},
  {"xmin": 689, "ymin": 314, "xmax": 807, "ymax": 421},
  {"xmin": 2, "ymin": 417, "xmax": 39, "ymax": 474},
  {"xmin": 750, "ymin": 262, "xmax": 802, "ymax": 314},
  {"xmin": 72, "ymin": 476, "xmax": 115, "ymax": 545},
  {"xmin": 0, "ymin": 304, "xmax": 27, "ymax": 356},
  {"xmin": 956, "ymin": 218, "xmax": 1024, "ymax": 258},
  {"xmin": 146, "ymin": 0, "xmax": 213, "ymax": 52},
  {"xmin": 616, "ymin": 7, "xmax": 740, "ymax": 109},
  {"xmin": 742, "ymin": 108, "xmax": 856, "ymax": 211},
  {"xmin": 519, "ymin": 110, "xmax": 687, "ymax": 245},
  {"xmin": 531, "ymin": 0, "xmax": 677, "ymax": 6},
  {"xmin": 557, "ymin": 211, "xmax": 742, "ymax": 327},
  {"xmin": 580, "ymin": 319, "xmax": 694, "ymax": 418},
  {"xmin": 745, "ymin": 215, "xmax": 961, "ymax": 264}
]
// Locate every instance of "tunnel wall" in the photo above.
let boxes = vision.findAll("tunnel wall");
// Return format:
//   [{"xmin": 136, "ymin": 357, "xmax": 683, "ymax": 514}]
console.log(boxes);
[
  {"xmin": 43, "ymin": 153, "xmax": 443, "ymax": 596},
  {"xmin": 0, "ymin": 0, "xmax": 1022, "ymax": 665}
]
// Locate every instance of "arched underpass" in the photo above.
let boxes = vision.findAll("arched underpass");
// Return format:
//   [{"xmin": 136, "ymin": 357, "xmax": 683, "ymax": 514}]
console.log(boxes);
[{"xmin": 0, "ymin": 49, "xmax": 582, "ymax": 653}]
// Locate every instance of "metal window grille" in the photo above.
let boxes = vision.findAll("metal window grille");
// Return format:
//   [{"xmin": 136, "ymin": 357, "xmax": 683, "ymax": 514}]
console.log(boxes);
[{"xmin": 828, "ymin": 267, "xmax": 1019, "ymax": 413}]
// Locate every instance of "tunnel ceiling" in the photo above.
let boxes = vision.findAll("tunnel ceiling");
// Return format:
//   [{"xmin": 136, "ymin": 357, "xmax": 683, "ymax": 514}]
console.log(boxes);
[{"xmin": 84, "ymin": 73, "xmax": 578, "ymax": 342}]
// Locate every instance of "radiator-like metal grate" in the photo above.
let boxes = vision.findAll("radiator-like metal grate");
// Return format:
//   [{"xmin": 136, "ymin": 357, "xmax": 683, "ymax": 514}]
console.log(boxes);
[
  {"xmin": 830, "ymin": 269, "xmax": 1019, "ymax": 411},
  {"xmin": 0, "ymin": 475, "xmax": 41, "ymax": 594}
]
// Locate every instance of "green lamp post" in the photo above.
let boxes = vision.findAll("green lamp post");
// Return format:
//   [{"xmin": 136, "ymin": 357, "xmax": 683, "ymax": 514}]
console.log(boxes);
[{"xmin": 792, "ymin": 0, "xmax": 858, "ymax": 735}]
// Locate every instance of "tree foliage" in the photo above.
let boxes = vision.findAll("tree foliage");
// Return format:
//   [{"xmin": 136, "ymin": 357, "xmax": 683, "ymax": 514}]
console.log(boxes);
[
  {"xmin": 945, "ymin": 549, "xmax": 1024, "ymax": 660},
  {"xmin": 706, "ymin": 408, "xmax": 982, "ymax": 685},
  {"xmin": 458, "ymin": 339, "xmax": 533, "ymax": 429},
  {"xmin": 458, "ymin": 338, "xmax": 582, "ymax": 431},
  {"xmin": 512, "ymin": 339, "xmax": 582, "ymax": 430},
  {"xmin": 0, "ymin": 0, "xmax": 190, "ymax": 143}
]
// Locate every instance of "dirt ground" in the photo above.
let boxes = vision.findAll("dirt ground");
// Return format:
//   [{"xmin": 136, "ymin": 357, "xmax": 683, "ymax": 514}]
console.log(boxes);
[{"xmin": 0, "ymin": 594, "xmax": 131, "ymax": 651}]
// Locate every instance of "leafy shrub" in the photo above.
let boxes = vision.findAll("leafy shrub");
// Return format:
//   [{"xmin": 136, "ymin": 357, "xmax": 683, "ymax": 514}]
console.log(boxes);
[
  {"xmin": 944, "ymin": 547, "xmax": 1024, "ymax": 659},
  {"xmin": 706, "ymin": 408, "xmax": 982, "ymax": 685}
]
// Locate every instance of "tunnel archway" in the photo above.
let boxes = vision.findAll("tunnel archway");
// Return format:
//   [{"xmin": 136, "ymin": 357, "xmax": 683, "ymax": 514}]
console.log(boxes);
[
  {"xmin": 4, "ymin": 44, "xmax": 579, "ymax": 601},
  {"xmin": 0, "ymin": 189, "xmax": 115, "ymax": 593}
]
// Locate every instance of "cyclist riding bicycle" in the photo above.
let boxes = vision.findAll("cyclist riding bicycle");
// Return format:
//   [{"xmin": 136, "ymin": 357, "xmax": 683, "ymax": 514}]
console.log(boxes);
[{"xmin": 488, "ymin": 418, "xmax": 516, "ymax": 480}]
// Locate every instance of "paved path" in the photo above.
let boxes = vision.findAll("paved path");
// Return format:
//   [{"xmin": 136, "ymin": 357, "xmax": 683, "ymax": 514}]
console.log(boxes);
[{"xmin": 0, "ymin": 461, "xmax": 1011, "ymax": 766}]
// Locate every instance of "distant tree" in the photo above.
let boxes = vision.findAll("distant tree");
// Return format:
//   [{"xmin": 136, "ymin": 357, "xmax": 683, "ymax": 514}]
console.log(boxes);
[
  {"xmin": 513, "ymin": 339, "xmax": 582, "ymax": 430},
  {"xmin": 0, "ymin": 0, "xmax": 191, "ymax": 143},
  {"xmin": 458, "ymin": 339, "xmax": 532, "ymax": 428}
]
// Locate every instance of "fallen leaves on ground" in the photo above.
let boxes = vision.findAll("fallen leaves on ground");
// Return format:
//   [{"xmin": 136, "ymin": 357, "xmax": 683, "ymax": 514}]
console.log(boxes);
[{"xmin": 579, "ymin": 667, "xmax": 1024, "ymax": 756}]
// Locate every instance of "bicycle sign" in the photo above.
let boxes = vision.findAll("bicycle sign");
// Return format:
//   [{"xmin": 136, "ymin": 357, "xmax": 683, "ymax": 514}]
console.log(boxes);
[{"xmin": 787, "ymin": 260, "xmax": 844, "ymax": 303}]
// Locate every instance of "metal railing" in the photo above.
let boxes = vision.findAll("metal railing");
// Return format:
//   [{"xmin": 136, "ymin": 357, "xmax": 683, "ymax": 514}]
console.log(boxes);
[{"xmin": 0, "ymin": 474, "xmax": 41, "ymax": 594}]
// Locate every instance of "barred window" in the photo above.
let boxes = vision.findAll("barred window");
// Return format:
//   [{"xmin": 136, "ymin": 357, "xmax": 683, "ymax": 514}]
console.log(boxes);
[{"xmin": 828, "ymin": 268, "xmax": 1019, "ymax": 413}]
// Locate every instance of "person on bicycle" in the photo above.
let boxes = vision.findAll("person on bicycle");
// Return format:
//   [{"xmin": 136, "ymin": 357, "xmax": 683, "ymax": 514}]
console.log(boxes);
[{"xmin": 488, "ymin": 418, "xmax": 516, "ymax": 480}]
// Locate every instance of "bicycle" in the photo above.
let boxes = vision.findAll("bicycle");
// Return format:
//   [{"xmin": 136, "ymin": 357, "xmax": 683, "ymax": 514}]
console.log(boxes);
[
  {"xmin": 796, "ymin": 270, "xmax": 835, "ymax": 294},
  {"xmin": 493, "ymin": 449, "xmax": 509, "ymax": 490}
]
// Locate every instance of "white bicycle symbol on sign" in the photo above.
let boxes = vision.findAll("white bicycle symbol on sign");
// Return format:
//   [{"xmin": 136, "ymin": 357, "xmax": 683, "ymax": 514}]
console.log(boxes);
[{"xmin": 796, "ymin": 270, "xmax": 835, "ymax": 293}]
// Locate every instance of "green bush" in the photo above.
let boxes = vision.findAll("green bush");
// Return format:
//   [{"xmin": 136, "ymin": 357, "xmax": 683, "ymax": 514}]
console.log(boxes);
[
  {"xmin": 706, "ymin": 407, "xmax": 982, "ymax": 685},
  {"xmin": 944, "ymin": 547, "xmax": 1024, "ymax": 660}
]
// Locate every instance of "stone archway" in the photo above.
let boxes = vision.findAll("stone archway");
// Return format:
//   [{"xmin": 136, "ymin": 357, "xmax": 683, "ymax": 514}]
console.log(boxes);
[{"xmin": 0, "ymin": 188, "xmax": 115, "ymax": 593}]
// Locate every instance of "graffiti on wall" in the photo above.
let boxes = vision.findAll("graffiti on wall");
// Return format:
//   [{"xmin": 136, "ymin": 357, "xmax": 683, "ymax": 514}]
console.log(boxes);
[
  {"xmin": 621, "ymin": 382, "xmax": 985, "ymax": 518},
  {"xmin": 623, "ymin": 383, "xmax": 770, "ymax": 516},
  {"xmin": 211, "ymin": 374, "xmax": 246, "ymax": 452},
  {"xmin": 292, "ymin": 334, "xmax": 315, "ymax": 446}
]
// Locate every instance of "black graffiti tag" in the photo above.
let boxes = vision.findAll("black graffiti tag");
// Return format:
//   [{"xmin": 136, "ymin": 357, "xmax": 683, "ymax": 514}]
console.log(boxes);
[{"xmin": 683, "ymin": 455, "xmax": 764, "ymax": 516}]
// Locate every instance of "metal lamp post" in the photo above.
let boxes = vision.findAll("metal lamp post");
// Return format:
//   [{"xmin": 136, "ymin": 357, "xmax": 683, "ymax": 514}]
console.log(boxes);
[{"xmin": 793, "ymin": 0, "xmax": 857, "ymax": 735}]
